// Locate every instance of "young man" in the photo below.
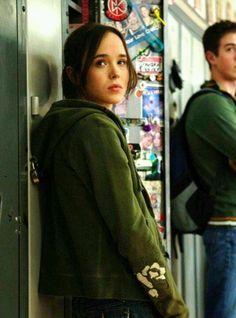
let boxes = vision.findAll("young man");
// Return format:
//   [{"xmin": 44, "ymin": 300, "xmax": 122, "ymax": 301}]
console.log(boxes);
[{"xmin": 185, "ymin": 20, "xmax": 236, "ymax": 318}]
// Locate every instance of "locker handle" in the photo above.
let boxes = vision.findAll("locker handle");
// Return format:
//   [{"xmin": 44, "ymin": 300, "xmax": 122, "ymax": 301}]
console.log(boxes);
[{"xmin": 31, "ymin": 96, "xmax": 39, "ymax": 116}]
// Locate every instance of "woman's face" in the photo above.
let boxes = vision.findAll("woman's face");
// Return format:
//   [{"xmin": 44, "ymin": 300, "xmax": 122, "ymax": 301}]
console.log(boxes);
[
  {"xmin": 141, "ymin": 134, "xmax": 153, "ymax": 149},
  {"xmin": 153, "ymin": 132, "xmax": 161, "ymax": 148},
  {"xmin": 84, "ymin": 32, "xmax": 129, "ymax": 109},
  {"xmin": 128, "ymin": 12, "xmax": 140, "ymax": 31},
  {"xmin": 141, "ymin": 6, "xmax": 149, "ymax": 18}
]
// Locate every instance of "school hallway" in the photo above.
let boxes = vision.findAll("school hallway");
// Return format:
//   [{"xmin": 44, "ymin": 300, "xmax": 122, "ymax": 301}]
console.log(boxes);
[{"xmin": 1, "ymin": 1, "xmax": 236, "ymax": 317}]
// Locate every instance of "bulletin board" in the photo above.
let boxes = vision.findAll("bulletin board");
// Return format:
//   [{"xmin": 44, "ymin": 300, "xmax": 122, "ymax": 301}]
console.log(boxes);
[{"xmin": 100, "ymin": 0, "xmax": 166, "ymax": 236}]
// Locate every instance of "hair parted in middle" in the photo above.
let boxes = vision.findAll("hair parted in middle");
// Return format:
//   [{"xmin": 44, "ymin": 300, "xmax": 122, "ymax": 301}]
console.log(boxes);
[{"xmin": 62, "ymin": 23, "xmax": 138, "ymax": 99}]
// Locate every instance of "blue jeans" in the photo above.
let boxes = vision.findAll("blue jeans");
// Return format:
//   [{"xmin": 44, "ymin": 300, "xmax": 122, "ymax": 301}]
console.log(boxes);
[
  {"xmin": 203, "ymin": 226, "xmax": 236, "ymax": 318},
  {"xmin": 72, "ymin": 298, "xmax": 163, "ymax": 318}
]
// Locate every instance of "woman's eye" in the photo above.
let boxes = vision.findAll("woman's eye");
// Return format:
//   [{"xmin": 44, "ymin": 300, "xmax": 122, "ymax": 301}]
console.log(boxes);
[
  {"xmin": 95, "ymin": 60, "xmax": 106, "ymax": 67},
  {"xmin": 118, "ymin": 59, "xmax": 128, "ymax": 66}
]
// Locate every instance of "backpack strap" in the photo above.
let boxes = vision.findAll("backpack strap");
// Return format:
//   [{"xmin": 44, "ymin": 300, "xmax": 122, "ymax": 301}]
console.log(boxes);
[
  {"xmin": 183, "ymin": 88, "xmax": 221, "ymax": 121},
  {"xmin": 183, "ymin": 87, "xmax": 235, "ymax": 121}
]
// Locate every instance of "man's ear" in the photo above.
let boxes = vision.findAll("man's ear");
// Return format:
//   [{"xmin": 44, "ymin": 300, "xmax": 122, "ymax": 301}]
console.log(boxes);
[
  {"xmin": 206, "ymin": 50, "xmax": 216, "ymax": 66},
  {"xmin": 65, "ymin": 66, "xmax": 79, "ymax": 84}
]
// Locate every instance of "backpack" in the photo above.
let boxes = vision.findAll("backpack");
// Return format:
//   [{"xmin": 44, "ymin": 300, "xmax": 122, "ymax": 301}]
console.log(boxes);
[{"xmin": 170, "ymin": 88, "xmax": 223, "ymax": 235}]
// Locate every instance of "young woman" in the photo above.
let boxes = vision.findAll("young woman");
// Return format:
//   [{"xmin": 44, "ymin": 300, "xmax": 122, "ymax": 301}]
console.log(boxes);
[
  {"xmin": 140, "ymin": 5, "xmax": 153, "ymax": 27},
  {"xmin": 31, "ymin": 23, "xmax": 188, "ymax": 318}
]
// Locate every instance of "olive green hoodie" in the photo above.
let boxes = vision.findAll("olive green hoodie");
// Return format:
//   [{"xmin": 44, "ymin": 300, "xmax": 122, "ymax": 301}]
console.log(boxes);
[{"xmin": 31, "ymin": 99, "xmax": 188, "ymax": 317}]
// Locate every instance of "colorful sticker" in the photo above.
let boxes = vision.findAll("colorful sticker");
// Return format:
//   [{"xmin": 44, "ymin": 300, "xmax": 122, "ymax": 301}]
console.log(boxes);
[
  {"xmin": 82, "ymin": 0, "xmax": 89, "ymax": 23},
  {"xmin": 142, "ymin": 85, "xmax": 163, "ymax": 122},
  {"xmin": 135, "ymin": 81, "xmax": 147, "ymax": 98},
  {"xmin": 139, "ymin": 124, "xmax": 163, "ymax": 153},
  {"xmin": 125, "ymin": 4, "xmax": 163, "ymax": 50},
  {"xmin": 138, "ymin": 4, "xmax": 162, "ymax": 29},
  {"xmin": 136, "ymin": 56, "xmax": 163, "ymax": 75},
  {"xmin": 104, "ymin": 0, "xmax": 132, "ymax": 21}
]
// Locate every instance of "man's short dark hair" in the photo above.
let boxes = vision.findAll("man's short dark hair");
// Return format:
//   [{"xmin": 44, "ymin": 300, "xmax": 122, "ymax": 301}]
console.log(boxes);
[{"xmin": 203, "ymin": 20, "xmax": 236, "ymax": 55}]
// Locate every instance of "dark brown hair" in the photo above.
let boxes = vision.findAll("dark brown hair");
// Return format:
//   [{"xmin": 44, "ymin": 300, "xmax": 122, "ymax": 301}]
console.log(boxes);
[
  {"xmin": 62, "ymin": 23, "xmax": 138, "ymax": 99},
  {"xmin": 203, "ymin": 20, "xmax": 236, "ymax": 55}
]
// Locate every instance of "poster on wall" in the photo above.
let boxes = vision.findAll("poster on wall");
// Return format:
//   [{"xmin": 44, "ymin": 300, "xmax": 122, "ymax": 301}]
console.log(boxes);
[
  {"xmin": 103, "ymin": 1, "xmax": 164, "ymax": 55},
  {"xmin": 136, "ymin": 55, "xmax": 163, "ymax": 76},
  {"xmin": 124, "ymin": 3, "xmax": 162, "ymax": 49},
  {"xmin": 141, "ymin": 85, "xmax": 163, "ymax": 122},
  {"xmin": 142, "ymin": 180, "xmax": 165, "ymax": 236},
  {"xmin": 140, "ymin": 125, "xmax": 163, "ymax": 153}
]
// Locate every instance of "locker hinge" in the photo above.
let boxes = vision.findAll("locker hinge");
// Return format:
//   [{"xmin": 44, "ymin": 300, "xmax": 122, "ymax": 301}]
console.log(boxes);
[{"xmin": 14, "ymin": 216, "xmax": 25, "ymax": 235}]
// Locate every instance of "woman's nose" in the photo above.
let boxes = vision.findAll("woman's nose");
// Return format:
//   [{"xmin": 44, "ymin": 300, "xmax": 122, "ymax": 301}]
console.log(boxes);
[
  {"xmin": 109, "ymin": 64, "xmax": 120, "ymax": 79},
  {"xmin": 111, "ymin": 73, "xmax": 119, "ymax": 79}
]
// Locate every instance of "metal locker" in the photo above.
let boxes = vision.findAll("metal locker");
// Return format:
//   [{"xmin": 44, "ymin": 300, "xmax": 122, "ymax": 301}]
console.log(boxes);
[
  {"xmin": 0, "ymin": 1, "xmax": 27, "ymax": 317},
  {"xmin": 26, "ymin": 0, "xmax": 64, "ymax": 317},
  {"xmin": 0, "ymin": 0, "xmax": 65, "ymax": 317}
]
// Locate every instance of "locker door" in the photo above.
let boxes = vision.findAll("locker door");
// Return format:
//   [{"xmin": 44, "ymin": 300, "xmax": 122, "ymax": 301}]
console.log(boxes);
[
  {"xmin": 0, "ymin": 1, "xmax": 21, "ymax": 317},
  {"xmin": 26, "ymin": 0, "xmax": 64, "ymax": 317}
]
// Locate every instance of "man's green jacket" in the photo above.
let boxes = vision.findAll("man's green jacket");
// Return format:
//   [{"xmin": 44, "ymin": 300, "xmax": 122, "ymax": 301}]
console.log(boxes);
[{"xmin": 185, "ymin": 82, "xmax": 236, "ymax": 224}]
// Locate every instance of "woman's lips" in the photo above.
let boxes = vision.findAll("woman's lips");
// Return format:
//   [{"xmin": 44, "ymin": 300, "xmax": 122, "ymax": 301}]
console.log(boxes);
[{"xmin": 108, "ymin": 84, "xmax": 122, "ymax": 92}]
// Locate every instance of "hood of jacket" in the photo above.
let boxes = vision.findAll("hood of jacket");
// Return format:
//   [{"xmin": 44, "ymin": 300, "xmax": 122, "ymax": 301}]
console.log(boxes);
[{"xmin": 31, "ymin": 99, "xmax": 125, "ymax": 179}]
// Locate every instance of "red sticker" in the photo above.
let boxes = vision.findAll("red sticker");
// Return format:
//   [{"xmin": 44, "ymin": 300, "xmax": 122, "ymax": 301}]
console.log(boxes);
[
  {"xmin": 82, "ymin": 0, "xmax": 89, "ymax": 23},
  {"xmin": 104, "ymin": 0, "xmax": 132, "ymax": 21}
]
